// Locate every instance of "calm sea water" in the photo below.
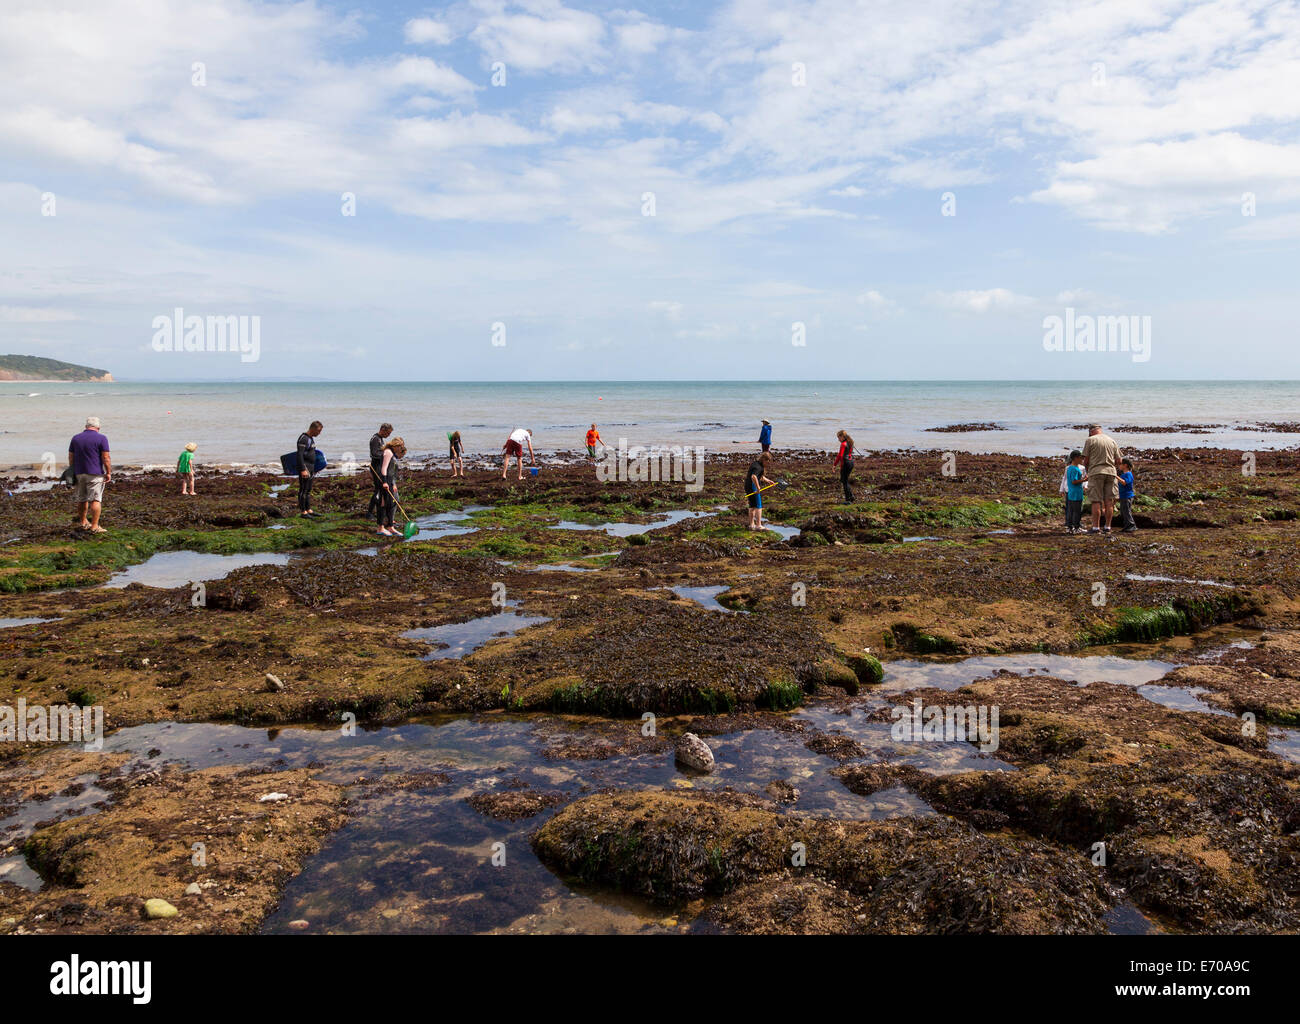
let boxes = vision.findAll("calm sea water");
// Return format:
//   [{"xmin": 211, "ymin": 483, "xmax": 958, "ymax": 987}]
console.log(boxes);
[{"xmin": 1, "ymin": 380, "xmax": 1297, "ymax": 469}]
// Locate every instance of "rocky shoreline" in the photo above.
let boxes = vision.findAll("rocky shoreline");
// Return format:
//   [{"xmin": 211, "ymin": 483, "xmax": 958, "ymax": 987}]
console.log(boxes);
[{"xmin": 1, "ymin": 446, "xmax": 1298, "ymax": 934}]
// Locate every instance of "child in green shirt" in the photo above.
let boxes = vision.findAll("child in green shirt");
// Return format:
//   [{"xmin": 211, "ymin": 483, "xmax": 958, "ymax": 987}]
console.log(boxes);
[{"xmin": 178, "ymin": 443, "xmax": 197, "ymax": 495}]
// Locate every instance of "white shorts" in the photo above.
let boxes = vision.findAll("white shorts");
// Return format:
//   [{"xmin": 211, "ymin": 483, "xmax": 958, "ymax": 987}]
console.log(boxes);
[{"xmin": 75, "ymin": 474, "xmax": 105, "ymax": 503}]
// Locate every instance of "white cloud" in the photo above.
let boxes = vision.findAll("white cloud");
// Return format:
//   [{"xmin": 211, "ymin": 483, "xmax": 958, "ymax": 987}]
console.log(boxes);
[
  {"xmin": 884, "ymin": 158, "xmax": 990, "ymax": 189},
  {"xmin": 614, "ymin": 18, "xmax": 671, "ymax": 55},
  {"xmin": 704, "ymin": 0, "xmax": 1300, "ymax": 232},
  {"xmin": 856, "ymin": 289, "xmax": 898, "ymax": 312},
  {"xmin": 933, "ymin": 288, "xmax": 1034, "ymax": 313},
  {"xmin": 468, "ymin": 3, "xmax": 606, "ymax": 73},
  {"xmin": 546, "ymin": 107, "xmax": 622, "ymax": 134},
  {"xmin": 1031, "ymin": 133, "xmax": 1300, "ymax": 233},
  {"xmin": 391, "ymin": 112, "xmax": 547, "ymax": 150},
  {"xmin": 404, "ymin": 17, "xmax": 455, "ymax": 45},
  {"xmin": 385, "ymin": 57, "xmax": 478, "ymax": 95}
]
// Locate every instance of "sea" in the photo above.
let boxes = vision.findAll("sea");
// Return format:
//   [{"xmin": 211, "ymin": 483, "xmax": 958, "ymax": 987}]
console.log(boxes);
[{"xmin": 1, "ymin": 380, "xmax": 1297, "ymax": 471}]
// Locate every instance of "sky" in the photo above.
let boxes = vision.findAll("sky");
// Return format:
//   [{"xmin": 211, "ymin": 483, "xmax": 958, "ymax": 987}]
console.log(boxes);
[{"xmin": 1, "ymin": 0, "xmax": 1298, "ymax": 381}]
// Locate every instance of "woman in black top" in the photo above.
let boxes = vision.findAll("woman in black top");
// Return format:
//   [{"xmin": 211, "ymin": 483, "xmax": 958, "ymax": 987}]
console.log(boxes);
[{"xmin": 377, "ymin": 436, "xmax": 407, "ymax": 536}]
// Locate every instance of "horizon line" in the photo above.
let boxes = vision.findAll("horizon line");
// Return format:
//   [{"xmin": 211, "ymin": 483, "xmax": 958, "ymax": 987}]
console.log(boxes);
[{"xmin": 32, "ymin": 377, "xmax": 1300, "ymax": 385}]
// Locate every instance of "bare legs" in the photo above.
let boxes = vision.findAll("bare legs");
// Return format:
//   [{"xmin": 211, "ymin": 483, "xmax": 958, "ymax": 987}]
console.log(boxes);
[{"xmin": 77, "ymin": 500, "xmax": 103, "ymax": 531}]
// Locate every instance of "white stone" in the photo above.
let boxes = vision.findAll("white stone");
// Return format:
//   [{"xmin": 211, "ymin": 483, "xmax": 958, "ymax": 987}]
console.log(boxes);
[{"xmin": 675, "ymin": 733, "xmax": 714, "ymax": 773}]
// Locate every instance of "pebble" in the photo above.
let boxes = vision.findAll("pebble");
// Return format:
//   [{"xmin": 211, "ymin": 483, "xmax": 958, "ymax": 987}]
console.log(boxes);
[
  {"xmin": 265, "ymin": 673, "xmax": 285, "ymax": 692},
  {"xmin": 143, "ymin": 898, "xmax": 178, "ymax": 920},
  {"xmin": 288, "ymin": 919, "xmax": 310, "ymax": 931},
  {"xmin": 675, "ymin": 733, "xmax": 715, "ymax": 773},
  {"xmin": 185, "ymin": 882, "xmax": 202, "ymax": 896},
  {"xmin": 258, "ymin": 792, "xmax": 290, "ymax": 803}
]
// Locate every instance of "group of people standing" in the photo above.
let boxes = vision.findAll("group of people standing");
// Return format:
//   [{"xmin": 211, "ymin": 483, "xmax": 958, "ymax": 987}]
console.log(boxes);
[
  {"xmin": 293, "ymin": 420, "xmax": 408, "ymax": 534},
  {"xmin": 743, "ymin": 420, "xmax": 859, "ymax": 531},
  {"xmin": 1063, "ymin": 425, "xmax": 1138, "ymax": 534},
  {"xmin": 359, "ymin": 423, "xmax": 409, "ymax": 535},
  {"xmin": 59, "ymin": 414, "xmax": 1134, "ymax": 540},
  {"xmin": 295, "ymin": 422, "xmax": 538, "ymax": 534}
]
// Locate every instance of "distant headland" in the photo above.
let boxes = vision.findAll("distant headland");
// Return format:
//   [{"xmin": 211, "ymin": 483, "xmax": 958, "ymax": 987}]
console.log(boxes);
[{"xmin": 0, "ymin": 354, "xmax": 113, "ymax": 382}]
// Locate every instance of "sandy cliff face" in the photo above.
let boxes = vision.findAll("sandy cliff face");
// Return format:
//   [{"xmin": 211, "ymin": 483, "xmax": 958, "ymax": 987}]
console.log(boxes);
[{"xmin": 0, "ymin": 370, "xmax": 113, "ymax": 382}]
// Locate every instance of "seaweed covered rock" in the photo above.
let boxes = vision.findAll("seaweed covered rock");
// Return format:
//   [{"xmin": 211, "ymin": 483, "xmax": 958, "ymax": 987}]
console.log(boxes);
[
  {"xmin": 11, "ymin": 763, "xmax": 345, "ymax": 934},
  {"xmin": 797, "ymin": 658, "xmax": 859, "ymax": 695},
  {"xmin": 794, "ymin": 511, "xmax": 901, "ymax": 546},
  {"xmin": 458, "ymin": 594, "xmax": 832, "ymax": 716},
  {"xmin": 834, "ymin": 672, "xmax": 1300, "ymax": 933},
  {"xmin": 532, "ymin": 789, "xmax": 1109, "ymax": 933},
  {"xmin": 846, "ymin": 652, "xmax": 884, "ymax": 685}
]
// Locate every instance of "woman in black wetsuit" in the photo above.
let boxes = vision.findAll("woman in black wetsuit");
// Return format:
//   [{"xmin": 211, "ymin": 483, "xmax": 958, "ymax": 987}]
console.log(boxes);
[{"xmin": 833, "ymin": 429, "xmax": 856, "ymax": 503}]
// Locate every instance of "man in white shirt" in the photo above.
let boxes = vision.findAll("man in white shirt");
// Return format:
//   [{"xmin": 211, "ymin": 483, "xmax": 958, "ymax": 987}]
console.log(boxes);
[{"xmin": 502, "ymin": 427, "xmax": 535, "ymax": 480}]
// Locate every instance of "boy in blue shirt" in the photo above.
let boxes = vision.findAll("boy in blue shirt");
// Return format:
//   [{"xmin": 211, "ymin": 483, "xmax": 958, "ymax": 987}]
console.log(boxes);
[
  {"xmin": 1117, "ymin": 458, "xmax": 1137, "ymax": 533},
  {"xmin": 1064, "ymin": 450, "xmax": 1085, "ymax": 534}
]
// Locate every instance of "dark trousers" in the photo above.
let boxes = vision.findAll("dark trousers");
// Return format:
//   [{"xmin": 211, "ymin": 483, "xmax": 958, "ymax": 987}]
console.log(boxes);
[
  {"xmin": 1118, "ymin": 497, "xmax": 1135, "ymax": 529},
  {"xmin": 379, "ymin": 488, "xmax": 395, "ymax": 528},
  {"xmin": 367, "ymin": 463, "xmax": 383, "ymax": 520},
  {"xmin": 1065, "ymin": 498, "xmax": 1083, "ymax": 530},
  {"xmin": 298, "ymin": 474, "xmax": 313, "ymax": 512},
  {"xmin": 840, "ymin": 460, "xmax": 854, "ymax": 502}
]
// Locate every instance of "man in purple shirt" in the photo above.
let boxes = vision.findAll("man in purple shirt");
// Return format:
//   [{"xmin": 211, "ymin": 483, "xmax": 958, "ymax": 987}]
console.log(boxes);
[{"xmin": 68, "ymin": 416, "xmax": 112, "ymax": 532}]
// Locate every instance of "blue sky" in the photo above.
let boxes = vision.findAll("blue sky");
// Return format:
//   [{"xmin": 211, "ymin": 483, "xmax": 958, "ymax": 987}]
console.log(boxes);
[{"xmin": 2, "ymin": 0, "xmax": 1299, "ymax": 380}]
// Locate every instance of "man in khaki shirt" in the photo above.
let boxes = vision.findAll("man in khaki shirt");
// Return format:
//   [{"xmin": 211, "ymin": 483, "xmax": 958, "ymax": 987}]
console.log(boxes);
[{"xmin": 1082, "ymin": 424, "xmax": 1123, "ymax": 532}]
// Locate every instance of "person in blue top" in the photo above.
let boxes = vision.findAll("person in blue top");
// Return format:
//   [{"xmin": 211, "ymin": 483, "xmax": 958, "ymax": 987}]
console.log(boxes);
[
  {"xmin": 758, "ymin": 420, "xmax": 772, "ymax": 452},
  {"xmin": 1063, "ymin": 449, "xmax": 1086, "ymax": 534},
  {"xmin": 1116, "ymin": 458, "xmax": 1137, "ymax": 533}
]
